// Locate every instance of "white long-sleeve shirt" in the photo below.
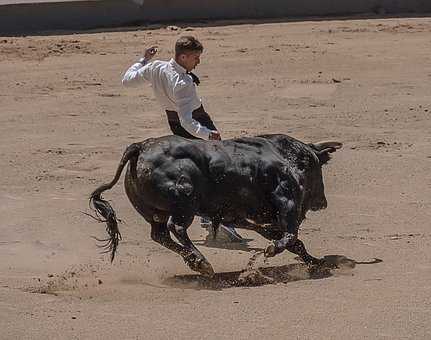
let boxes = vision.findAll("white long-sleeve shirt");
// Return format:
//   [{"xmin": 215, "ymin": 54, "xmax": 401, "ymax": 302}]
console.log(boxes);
[{"xmin": 122, "ymin": 58, "xmax": 212, "ymax": 140}]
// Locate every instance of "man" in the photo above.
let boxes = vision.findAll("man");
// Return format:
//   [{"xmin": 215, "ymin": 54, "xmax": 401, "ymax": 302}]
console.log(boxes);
[{"xmin": 122, "ymin": 36, "xmax": 244, "ymax": 242}]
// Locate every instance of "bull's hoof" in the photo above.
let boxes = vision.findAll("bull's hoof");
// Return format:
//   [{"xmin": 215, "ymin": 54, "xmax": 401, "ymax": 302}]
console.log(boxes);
[
  {"xmin": 197, "ymin": 259, "xmax": 215, "ymax": 278},
  {"xmin": 264, "ymin": 243, "xmax": 277, "ymax": 258},
  {"xmin": 186, "ymin": 256, "xmax": 215, "ymax": 278}
]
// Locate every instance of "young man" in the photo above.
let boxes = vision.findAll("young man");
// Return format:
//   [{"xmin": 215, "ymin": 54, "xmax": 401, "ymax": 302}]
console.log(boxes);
[{"xmin": 122, "ymin": 36, "xmax": 244, "ymax": 242}]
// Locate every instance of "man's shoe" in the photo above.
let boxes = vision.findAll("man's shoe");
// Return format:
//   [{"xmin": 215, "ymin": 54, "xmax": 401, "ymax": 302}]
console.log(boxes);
[
  {"xmin": 200, "ymin": 217, "xmax": 245, "ymax": 243},
  {"xmin": 218, "ymin": 224, "xmax": 244, "ymax": 242},
  {"xmin": 207, "ymin": 224, "xmax": 244, "ymax": 243}
]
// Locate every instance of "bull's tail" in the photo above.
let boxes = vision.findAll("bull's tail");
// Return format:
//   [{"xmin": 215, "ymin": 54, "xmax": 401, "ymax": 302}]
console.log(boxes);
[{"xmin": 89, "ymin": 143, "xmax": 141, "ymax": 262}]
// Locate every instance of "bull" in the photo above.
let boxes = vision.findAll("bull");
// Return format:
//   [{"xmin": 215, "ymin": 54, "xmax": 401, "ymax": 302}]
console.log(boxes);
[{"xmin": 90, "ymin": 134, "xmax": 342, "ymax": 276}]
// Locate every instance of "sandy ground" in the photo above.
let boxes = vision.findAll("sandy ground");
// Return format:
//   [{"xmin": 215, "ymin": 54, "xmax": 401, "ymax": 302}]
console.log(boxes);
[{"xmin": 1, "ymin": 17, "xmax": 431, "ymax": 339}]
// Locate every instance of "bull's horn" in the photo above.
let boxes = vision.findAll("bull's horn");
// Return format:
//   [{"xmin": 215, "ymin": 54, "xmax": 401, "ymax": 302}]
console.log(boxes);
[{"xmin": 311, "ymin": 140, "xmax": 343, "ymax": 152}]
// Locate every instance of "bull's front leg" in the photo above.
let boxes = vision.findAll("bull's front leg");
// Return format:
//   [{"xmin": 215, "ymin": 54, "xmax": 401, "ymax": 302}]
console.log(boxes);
[
  {"xmin": 264, "ymin": 181, "xmax": 299, "ymax": 257},
  {"xmin": 265, "ymin": 227, "xmax": 321, "ymax": 265},
  {"xmin": 264, "ymin": 181, "xmax": 316, "ymax": 264},
  {"xmin": 285, "ymin": 238, "xmax": 323, "ymax": 266},
  {"xmin": 265, "ymin": 184, "xmax": 323, "ymax": 266},
  {"xmin": 264, "ymin": 226, "xmax": 296, "ymax": 258}
]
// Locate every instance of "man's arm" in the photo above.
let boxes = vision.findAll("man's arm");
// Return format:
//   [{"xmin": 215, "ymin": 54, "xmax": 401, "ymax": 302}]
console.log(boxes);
[
  {"xmin": 178, "ymin": 110, "xmax": 214, "ymax": 140},
  {"xmin": 174, "ymin": 82, "xmax": 219, "ymax": 140},
  {"xmin": 122, "ymin": 46, "xmax": 157, "ymax": 87}
]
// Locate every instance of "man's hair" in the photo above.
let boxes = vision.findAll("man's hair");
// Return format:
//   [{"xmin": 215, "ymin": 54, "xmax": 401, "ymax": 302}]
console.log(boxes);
[{"xmin": 175, "ymin": 36, "xmax": 204, "ymax": 57}]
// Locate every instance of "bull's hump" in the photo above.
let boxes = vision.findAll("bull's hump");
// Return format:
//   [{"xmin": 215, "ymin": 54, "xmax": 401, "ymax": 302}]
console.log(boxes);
[{"xmin": 223, "ymin": 137, "xmax": 271, "ymax": 155}]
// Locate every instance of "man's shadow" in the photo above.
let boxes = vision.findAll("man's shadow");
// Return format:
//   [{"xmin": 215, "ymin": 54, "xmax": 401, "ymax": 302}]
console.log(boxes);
[{"xmin": 162, "ymin": 255, "xmax": 382, "ymax": 291}]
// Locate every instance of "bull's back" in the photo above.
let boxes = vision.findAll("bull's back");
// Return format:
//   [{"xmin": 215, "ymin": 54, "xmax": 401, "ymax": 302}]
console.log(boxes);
[{"xmin": 124, "ymin": 135, "xmax": 291, "ymax": 219}]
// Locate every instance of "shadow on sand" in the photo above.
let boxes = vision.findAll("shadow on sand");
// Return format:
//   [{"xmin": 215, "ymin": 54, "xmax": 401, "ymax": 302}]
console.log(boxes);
[{"xmin": 162, "ymin": 255, "xmax": 382, "ymax": 290}]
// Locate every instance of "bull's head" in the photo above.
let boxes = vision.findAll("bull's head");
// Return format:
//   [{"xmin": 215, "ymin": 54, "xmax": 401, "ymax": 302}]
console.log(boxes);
[{"xmin": 307, "ymin": 141, "xmax": 343, "ymax": 211}]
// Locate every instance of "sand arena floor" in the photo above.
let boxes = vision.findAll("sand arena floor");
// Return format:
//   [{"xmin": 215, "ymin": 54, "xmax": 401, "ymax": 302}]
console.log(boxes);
[{"xmin": 1, "ymin": 17, "xmax": 431, "ymax": 339}]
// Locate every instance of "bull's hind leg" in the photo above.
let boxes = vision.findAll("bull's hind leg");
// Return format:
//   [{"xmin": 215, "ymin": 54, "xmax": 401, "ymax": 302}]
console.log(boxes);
[
  {"xmin": 150, "ymin": 220, "xmax": 215, "ymax": 275},
  {"xmin": 150, "ymin": 221, "xmax": 189, "ymax": 258},
  {"xmin": 167, "ymin": 215, "xmax": 214, "ymax": 277}
]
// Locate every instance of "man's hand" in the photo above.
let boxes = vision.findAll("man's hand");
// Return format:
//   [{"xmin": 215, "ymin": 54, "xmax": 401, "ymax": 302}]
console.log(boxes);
[
  {"xmin": 144, "ymin": 46, "xmax": 158, "ymax": 61},
  {"xmin": 209, "ymin": 131, "xmax": 221, "ymax": 141}
]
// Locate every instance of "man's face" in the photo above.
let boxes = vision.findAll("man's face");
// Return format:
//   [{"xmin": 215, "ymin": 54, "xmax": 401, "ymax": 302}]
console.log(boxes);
[{"xmin": 178, "ymin": 51, "xmax": 202, "ymax": 72}]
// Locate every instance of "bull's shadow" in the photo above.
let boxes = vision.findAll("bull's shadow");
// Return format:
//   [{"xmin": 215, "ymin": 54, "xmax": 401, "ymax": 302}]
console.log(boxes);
[{"xmin": 162, "ymin": 255, "xmax": 382, "ymax": 290}]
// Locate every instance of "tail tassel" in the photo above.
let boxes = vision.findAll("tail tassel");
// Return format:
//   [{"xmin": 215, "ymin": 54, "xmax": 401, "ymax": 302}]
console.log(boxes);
[{"xmin": 89, "ymin": 194, "xmax": 122, "ymax": 262}]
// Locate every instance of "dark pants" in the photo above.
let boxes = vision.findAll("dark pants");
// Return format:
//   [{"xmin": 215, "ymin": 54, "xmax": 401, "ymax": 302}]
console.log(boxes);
[{"xmin": 165, "ymin": 105, "xmax": 217, "ymax": 140}]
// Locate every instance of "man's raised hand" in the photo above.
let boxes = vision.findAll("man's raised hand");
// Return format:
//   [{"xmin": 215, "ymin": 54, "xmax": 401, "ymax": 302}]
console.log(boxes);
[{"xmin": 144, "ymin": 46, "xmax": 158, "ymax": 61}]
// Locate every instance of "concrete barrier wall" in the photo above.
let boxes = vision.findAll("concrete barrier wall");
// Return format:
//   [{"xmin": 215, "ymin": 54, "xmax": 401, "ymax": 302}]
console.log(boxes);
[
  {"xmin": 1, "ymin": 0, "xmax": 430, "ymax": 35},
  {"xmin": 137, "ymin": 0, "xmax": 431, "ymax": 20}
]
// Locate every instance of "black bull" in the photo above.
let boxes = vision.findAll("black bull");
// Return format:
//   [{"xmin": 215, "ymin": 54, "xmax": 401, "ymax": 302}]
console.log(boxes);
[{"xmin": 90, "ymin": 134, "xmax": 342, "ymax": 276}]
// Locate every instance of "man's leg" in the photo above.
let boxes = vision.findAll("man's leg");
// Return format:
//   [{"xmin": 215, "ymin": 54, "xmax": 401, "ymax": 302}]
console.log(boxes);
[
  {"xmin": 165, "ymin": 107, "xmax": 244, "ymax": 242},
  {"xmin": 192, "ymin": 106, "xmax": 245, "ymax": 242},
  {"xmin": 191, "ymin": 105, "xmax": 218, "ymax": 131}
]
